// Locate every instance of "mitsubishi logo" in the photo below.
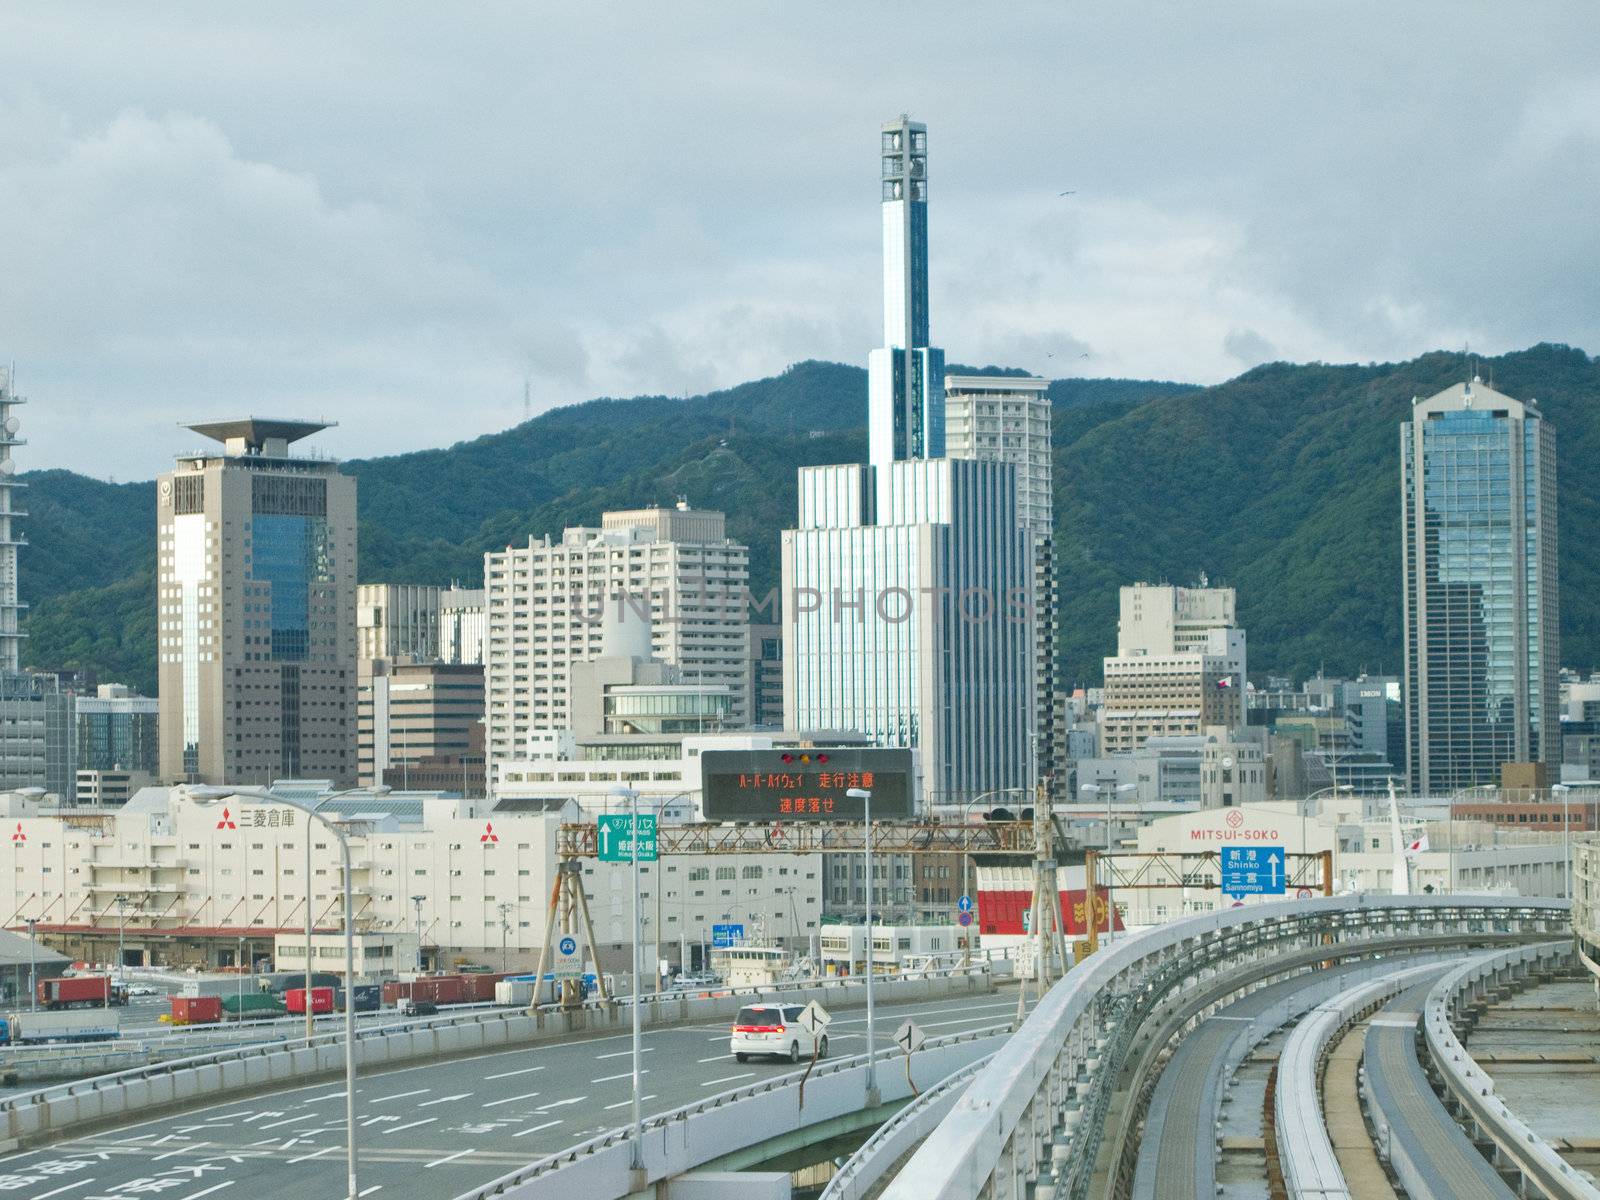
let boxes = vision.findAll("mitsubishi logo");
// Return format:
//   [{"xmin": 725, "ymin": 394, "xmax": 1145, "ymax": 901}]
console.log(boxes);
[
  {"xmin": 216, "ymin": 807, "xmax": 237, "ymax": 830},
  {"xmin": 10, "ymin": 823, "xmax": 24, "ymax": 843},
  {"xmin": 481, "ymin": 821, "xmax": 498, "ymax": 844}
]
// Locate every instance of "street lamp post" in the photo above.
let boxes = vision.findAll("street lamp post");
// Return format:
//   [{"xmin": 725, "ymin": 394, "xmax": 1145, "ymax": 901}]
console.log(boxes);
[
  {"xmin": 237, "ymin": 937, "xmax": 245, "ymax": 1015},
  {"xmin": 1553, "ymin": 784, "xmax": 1582, "ymax": 900},
  {"xmin": 410, "ymin": 894, "xmax": 426, "ymax": 972},
  {"xmin": 24, "ymin": 916, "xmax": 37, "ymax": 1012},
  {"xmin": 846, "ymin": 786, "xmax": 877, "ymax": 1102},
  {"xmin": 610, "ymin": 787, "xmax": 647, "ymax": 1173},
  {"xmin": 1301, "ymin": 785, "xmax": 1352, "ymax": 885},
  {"xmin": 1079, "ymin": 783, "xmax": 1135, "ymax": 940},
  {"xmin": 114, "ymin": 894, "xmax": 128, "ymax": 984}
]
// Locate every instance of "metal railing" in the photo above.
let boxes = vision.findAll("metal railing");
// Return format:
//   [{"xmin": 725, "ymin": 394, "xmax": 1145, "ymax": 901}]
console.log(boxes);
[
  {"xmin": 453, "ymin": 1022, "xmax": 1012, "ymax": 1200},
  {"xmin": 872, "ymin": 895, "xmax": 1570, "ymax": 1200},
  {"xmin": 1422, "ymin": 942, "xmax": 1600, "ymax": 1200}
]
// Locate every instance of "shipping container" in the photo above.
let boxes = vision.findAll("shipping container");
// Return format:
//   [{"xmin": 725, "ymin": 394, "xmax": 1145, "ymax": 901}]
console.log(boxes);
[
  {"xmin": 285, "ymin": 986, "xmax": 336, "ymax": 1015},
  {"xmin": 220, "ymin": 992, "xmax": 286, "ymax": 1020},
  {"xmin": 0, "ymin": 1009, "xmax": 119, "ymax": 1044},
  {"xmin": 169, "ymin": 995, "xmax": 224, "ymax": 1026}
]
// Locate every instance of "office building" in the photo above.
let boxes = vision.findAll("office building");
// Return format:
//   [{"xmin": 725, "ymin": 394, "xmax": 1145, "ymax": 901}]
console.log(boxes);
[
  {"xmin": 747, "ymin": 623, "xmax": 784, "ymax": 728},
  {"xmin": 0, "ymin": 671, "xmax": 74, "ymax": 799},
  {"xmin": 441, "ymin": 585, "xmax": 486, "ymax": 665},
  {"xmin": 868, "ymin": 115, "xmax": 944, "ymax": 516},
  {"xmin": 358, "ymin": 660, "xmax": 486, "ymax": 793},
  {"xmin": 483, "ymin": 502, "xmax": 750, "ymax": 769},
  {"xmin": 1101, "ymin": 582, "xmax": 1246, "ymax": 753},
  {"xmin": 357, "ymin": 583, "xmax": 442, "ymax": 662},
  {"xmin": 74, "ymin": 768, "xmax": 155, "ymax": 806},
  {"xmin": 156, "ymin": 419, "xmax": 357, "ymax": 786},
  {"xmin": 1402, "ymin": 379, "xmax": 1560, "ymax": 792},
  {"xmin": 75, "ymin": 684, "xmax": 159, "ymax": 776},
  {"xmin": 946, "ymin": 373, "xmax": 1062, "ymax": 788},
  {"xmin": 783, "ymin": 457, "xmax": 1034, "ymax": 808}
]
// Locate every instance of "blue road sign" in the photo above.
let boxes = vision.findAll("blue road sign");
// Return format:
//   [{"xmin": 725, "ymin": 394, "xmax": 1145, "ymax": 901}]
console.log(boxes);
[
  {"xmin": 712, "ymin": 923, "xmax": 744, "ymax": 948},
  {"xmin": 558, "ymin": 936, "xmax": 577, "ymax": 956},
  {"xmin": 957, "ymin": 894, "xmax": 973, "ymax": 913},
  {"xmin": 1220, "ymin": 845, "xmax": 1286, "ymax": 897},
  {"xmin": 957, "ymin": 911, "xmax": 973, "ymax": 927}
]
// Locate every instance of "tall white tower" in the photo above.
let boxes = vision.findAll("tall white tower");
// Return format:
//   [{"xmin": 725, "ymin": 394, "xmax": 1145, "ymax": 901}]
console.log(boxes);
[
  {"xmin": 0, "ymin": 367, "xmax": 26, "ymax": 672},
  {"xmin": 868, "ymin": 116, "xmax": 945, "ymax": 514}
]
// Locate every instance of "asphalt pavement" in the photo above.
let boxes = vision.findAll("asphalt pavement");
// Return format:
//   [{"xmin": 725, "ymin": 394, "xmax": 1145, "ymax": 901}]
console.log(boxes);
[{"xmin": 0, "ymin": 990, "xmax": 1017, "ymax": 1200}]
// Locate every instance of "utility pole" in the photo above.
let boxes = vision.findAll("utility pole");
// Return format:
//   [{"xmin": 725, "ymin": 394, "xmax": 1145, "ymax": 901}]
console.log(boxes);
[
  {"xmin": 411, "ymin": 895, "xmax": 426, "ymax": 972},
  {"xmin": 497, "ymin": 902, "xmax": 512, "ymax": 972}
]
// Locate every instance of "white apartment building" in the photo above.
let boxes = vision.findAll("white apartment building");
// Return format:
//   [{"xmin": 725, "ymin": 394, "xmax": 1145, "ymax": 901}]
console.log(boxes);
[
  {"xmin": 1, "ymin": 782, "xmax": 818, "ymax": 976},
  {"xmin": 357, "ymin": 583, "xmax": 442, "ymax": 662},
  {"xmin": 1101, "ymin": 583, "xmax": 1246, "ymax": 754},
  {"xmin": 484, "ymin": 504, "xmax": 750, "ymax": 772}
]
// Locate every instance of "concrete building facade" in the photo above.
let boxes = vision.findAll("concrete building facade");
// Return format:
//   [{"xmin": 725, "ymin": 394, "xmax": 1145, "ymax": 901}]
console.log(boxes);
[
  {"xmin": 157, "ymin": 419, "xmax": 357, "ymax": 786},
  {"xmin": 440, "ymin": 585, "xmax": 486, "ymax": 665},
  {"xmin": 357, "ymin": 583, "xmax": 442, "ymax": 662},
  {"xmin": 357, "ymin": 660, "xmax": 486, "ymax": 792}
]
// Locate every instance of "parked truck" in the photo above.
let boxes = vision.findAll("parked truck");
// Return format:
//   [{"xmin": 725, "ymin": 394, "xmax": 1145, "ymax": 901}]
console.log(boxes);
[
  {"xmin": 36, "ymin": 975, "xmax": 125, "ymax": 1009},
  {"xmin": 285, "ymin": 986, "xmax": 336, "ymax": 1015},
  {"xmin": 169, "ymin": 995, "xmax": 223, "ymax": 1026},
  {"xmin": 0, "ymin": 1009, "xmax": 120, "ymax": 1044}
]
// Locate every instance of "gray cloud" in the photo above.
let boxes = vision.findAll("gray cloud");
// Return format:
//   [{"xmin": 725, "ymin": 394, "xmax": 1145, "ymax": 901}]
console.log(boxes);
[{"xmin": 0, "ymin": 1, "xmax": 1594, "ymax": 476}]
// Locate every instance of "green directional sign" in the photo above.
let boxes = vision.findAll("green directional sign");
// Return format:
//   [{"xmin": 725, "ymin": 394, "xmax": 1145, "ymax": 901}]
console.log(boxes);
[{"xmin": 597, "ymin": 813, "xmax": 658, "ymax": 863}]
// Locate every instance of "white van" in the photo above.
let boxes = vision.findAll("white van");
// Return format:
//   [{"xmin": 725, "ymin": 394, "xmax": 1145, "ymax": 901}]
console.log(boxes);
[{"xmin": 729, "ymin": 1002, "xmax": 827, "ymax": 1063}]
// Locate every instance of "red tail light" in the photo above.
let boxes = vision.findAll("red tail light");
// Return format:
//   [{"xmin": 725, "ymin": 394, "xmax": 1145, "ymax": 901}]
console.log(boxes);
[{"xmin": 734, "ymin": 1024, "xmax": 784, "ymax": 1034}]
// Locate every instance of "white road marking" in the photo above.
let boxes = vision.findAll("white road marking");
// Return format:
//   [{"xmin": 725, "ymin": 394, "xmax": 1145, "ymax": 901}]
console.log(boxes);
[
  {"xmin": 154, "ymin": 1140, "xmax": 208, "ymax": 1160},
  {"xmin": 33, "ymin": 1182, "xmax": 97, "ymax": 1200},
  {"xmin": 257, "ymin": 1112, "xmax": 318, "ymax": 1130},
  {"xmin": 512, "ymin": 1119, "xmax": 564, "ymax": 1137},
  {"xmin": 484, "ymin": 1065, "xmax": 545, "ymax": 1080},
  {"xmin": 535, "ymin": 1096, "xmax": 584, "ymax": 1110},
  {"xmin": 425, "ymin": 1148, "xmax": 476, "ymax": 1168},
  {"xmin": 482, "ymin": 1091, "xmax": 541, "ymax": 1108},
  {"xmin": 369, "ymin": 1088, "xmax": 431, "ymax": 1104},
  {"xmin": 697, "ymin": 1054, "xmax": 732, "ymax": 1062},
  {"xmin": 178, "ymin": 1185, "xmax": 235, "ymax": 1200},
  {"xmin": 603, "ymin": 1094, "xmax": 657, "ymax": 1110},
  {"xmin": 594, "ymin": 1047, "xmax": 655, "ymax": 1060},
  {"xmin": 289, "ymin": 1144, "xmax": 339, "ymax": 1164},
  {"xmin": 592, "ymin": 1070, "xmax": 646, "ymax": 1083},
  {"xmin": 384, "ymin": 1116, "xmax": 439, "ymax": 1135},
  {"xmin": 306, "ymin": 1089, "xmax": 349, "ymax": 1102},
  {"xmin": 417, "ymin": 1092, "xmax": 471, "ymax": 1107},
  {"xmin": 702, "ymin": 1072, "xmax": 755, "ymax": 1086},
  {"xmin": 358, "ymin": 1188, "xmax": 383, "ymax": 1197}
]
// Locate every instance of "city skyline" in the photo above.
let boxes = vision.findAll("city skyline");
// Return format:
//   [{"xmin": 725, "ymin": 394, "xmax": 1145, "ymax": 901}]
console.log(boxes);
[{"xmin": 1, "ymin": 3, "xmax": 1596, "ymax": 476}]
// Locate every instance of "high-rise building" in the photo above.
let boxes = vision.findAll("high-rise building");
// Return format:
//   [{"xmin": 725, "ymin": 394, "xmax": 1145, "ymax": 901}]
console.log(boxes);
[
  {"xmin": 357, "ymin": 584, "xmax": 442, "ymax": 662},
  {"xmin": 783, "ymin": 457, "xmax": 1034, "ymax": 807},
  {"xmin": 0, "ymin": 368, "xmax": 25, "ymax": 672},
  {"xmin": 868, "ymin": 115, "xmax": 944, "ymax": 516},
  {"xmin": 156, "ymin": 419, "xmax": 357, "ymax": 786},
  {"xmin": 1401, "ymin": 378, "xmax": 1559, "ymax": 793},
  {"xmin": 440, "ymin": 586, "xmax": 486, "ymax": 665},
  {"xmin": 75, "ymin": 684, "xmax": 159, "ymax": 775},
  {"xmin": 1101, "ymin": 582, "xmax": 1245, "ymax": 754},
  {"xmin": 945, "ymin": 374, "xmax": 1061, "ymax": 788},
  {"xmin": 746, "ymin": 623, "xmax": 784, "ymax": 729},
  {"xmin": 358, "ymin": 660, "xmax": 485, "ymax": 794},
  {"xmin": 483, "ymin": 502, "xmax": 749, "ymax": 770}
]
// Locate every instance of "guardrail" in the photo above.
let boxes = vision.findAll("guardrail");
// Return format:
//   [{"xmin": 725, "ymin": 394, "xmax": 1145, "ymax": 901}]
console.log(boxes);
[
  {"xmin": 1274, "ymin": 959, "xmax": 1463, "ymax": 1200},
  {"xmin": 822, "ymin": 1053, "xmax": 996, "ymax": 1200},
  {"xmin": 452, "ymin": 1023, "xmax": 1012, "ymax": 1200},
  {"xmin": 1422, "ymin": 941, "xmax": 1600, "ymax": 1200},
  {"xmin": 0, "ymin": 964, "xmax": 994, "ymax": 1149},
  {"xmin": 873, "ymin": 895, "xmax": 1570, "ymax": 1200}
]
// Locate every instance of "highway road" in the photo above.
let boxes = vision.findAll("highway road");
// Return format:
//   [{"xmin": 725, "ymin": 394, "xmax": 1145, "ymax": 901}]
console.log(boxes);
[{"xmin": 0, "ymin": 990, "xmax": 1018, "ymax": 1200}]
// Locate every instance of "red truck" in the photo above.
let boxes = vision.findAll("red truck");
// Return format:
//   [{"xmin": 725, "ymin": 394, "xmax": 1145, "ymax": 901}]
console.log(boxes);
[
  {"xmin": 285, "ymin": 986, "xmax": 336, "ymax": 1015},
  {"xmin": 169, "ymin": 995, "xmax": 223, "ymax": 1026},
  {"xmin": 36, "ymin": 975, "xmax": 125, "ymax": 1010}
]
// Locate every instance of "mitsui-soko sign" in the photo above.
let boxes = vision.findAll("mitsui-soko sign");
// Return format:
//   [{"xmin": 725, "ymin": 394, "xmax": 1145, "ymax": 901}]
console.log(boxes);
[{"xmin": 1187, "ymin": 808, "xmax": 1282, "ymax": 842}]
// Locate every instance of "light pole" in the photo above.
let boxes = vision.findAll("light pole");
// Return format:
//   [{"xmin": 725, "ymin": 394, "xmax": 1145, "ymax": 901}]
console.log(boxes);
[
  {"xmin": 497, "ymin": 902, "xmax": 512, "ymax": 972},
  {"xmin": 24, "ymin": 916, "xmax": 37, "ymax": 1012},
  {"xmin": 237, "ymin": 937, "xmax": 245, "ymax": 1015},
  {"xmin": 846, "ymin": 786, "xmax": 877, "ymax": 1102},
  {"xmin": 114, "ymin": 894, "xmax": 128, "ymax": 984},
  {"xmin": 611, "ymin": 787, "xmax": 646, "ymax": 1172},
  {"xmin": 410, "ymin": 894, "xmax": 426, "ymax": 972},
  {"xmin": 1552, "ymin": 784, "xmax": 1584, "ymax": 900},
  {"xmin": 1079, "ymin": 783, "xmax": 1135, "ymax": 939},
  {"xmin": 1301, "ymin": 785, "xmax": 1352, "ymax": 884}
]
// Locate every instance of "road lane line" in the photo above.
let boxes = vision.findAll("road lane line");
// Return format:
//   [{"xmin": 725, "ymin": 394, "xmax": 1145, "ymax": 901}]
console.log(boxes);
[
  {"xmin": 358, "ymin": 1188, "xmax": 383, "ymax": 1197},
  {"xmin": 288, "ymin": 1144, "xmax": 339, "ymax": 1164},
  {"xmin": 592, "ymin": 1070, "xmax": 646, "ymax": 1083},
  {"xmin": 535, "ymin": 1096, "xmax": 584, "ymax": 1110},
  {"xmin": 384, "ymin": 1116, "xmax": 438, "ymax": 1135},
  {"xmin": 153, "ymin": 1140, "xmax": 208, "ymax": 1161},
  {"xmin": 416, "ymin": 1092, "xmax": 471, "ymax": 1107},
  {"xmin": 369, "ymin": 1088, "xmax": 431, "ymax": 1104},
  {"xmin": 178, "ymin": 1184, "xmax": 234, "ymax": 1200},
  {"xmin": 482, "ymin": 1091, "xmax": 541, "ymax": 1108},
  {"xmin": 484, "ymin": 1065, "xmax": 545, "ymax": 1080},
  {"xmin": 697, "ymin": 1054, "xmax": 731, "ymax": 1062},
  {"xmin": 425, "ymin": 1149, "xmax": 475, "ymax": 1168},
  {"xmin": 594, "ymin": 1047, "xmax": 655, "ymax": 1059},
  {"xmin": 306, "ymin": 1090, "xmax": 349, "ymax": 1102},
  {"xmin": 257, "ymin": 1112, "xmax": 318, "ymax": 1130},
  {"xmin": 603, "ymin": 1094, "xmax": 656, "ymax": 1110},
  {"xmin": 33, "ymin": 1182, "xmax": 96, "ymax": 1200},
  {"xmin": 701, "ymin": 1072, "xmax": 755, "ymax": 1086},
  {"xmin": 512, "ymin": 1119, "xmax": 564, "ymax": 1137}
]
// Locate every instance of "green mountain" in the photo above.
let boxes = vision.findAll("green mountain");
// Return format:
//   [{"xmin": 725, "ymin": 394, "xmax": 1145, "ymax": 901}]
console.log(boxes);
[{"xmin": 18, "ymin": 345, "xmax": 1598, "ymax": 696}]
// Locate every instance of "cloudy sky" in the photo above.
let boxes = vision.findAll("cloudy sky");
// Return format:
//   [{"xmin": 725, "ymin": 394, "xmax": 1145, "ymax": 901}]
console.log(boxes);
[{"xmin": 2, "ymin": 2, "xmax": 1596, "ymax": 477}]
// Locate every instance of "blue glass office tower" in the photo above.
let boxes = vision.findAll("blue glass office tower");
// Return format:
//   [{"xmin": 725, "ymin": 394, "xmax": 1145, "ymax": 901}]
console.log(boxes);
[
  {"xmin": 1401, "ymin": 379, "xmax": 1559, "ymax": 793},
  {"xmin": 158, "ymin": 419, "xmax": 357, "ymax": 786},
  {"xmin": 869, "ymin": 116, "xmax": 945, "ymax": 516}
]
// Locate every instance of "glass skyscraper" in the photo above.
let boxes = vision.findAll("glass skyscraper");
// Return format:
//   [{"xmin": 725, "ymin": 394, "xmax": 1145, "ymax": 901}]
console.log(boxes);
[{"xmin": 1401, "ymin": 379, "xmax": 1559, "ymax": 793}]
